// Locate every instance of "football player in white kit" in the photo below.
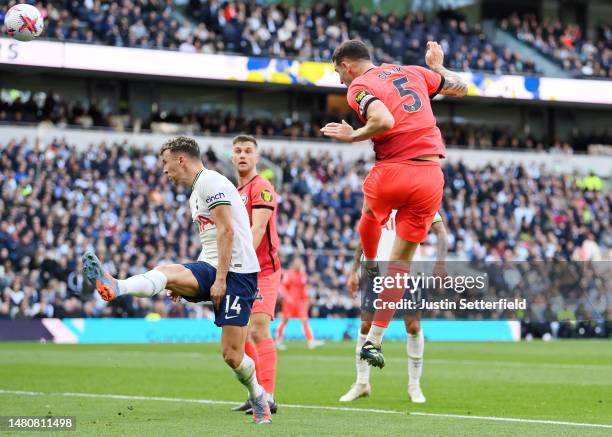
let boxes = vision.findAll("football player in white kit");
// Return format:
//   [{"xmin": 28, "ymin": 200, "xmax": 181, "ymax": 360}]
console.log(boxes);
[
  {"xmin": 339, "ymin": 211, "xmax": 448, "ymax": 403},
  {"xmin": 81, "ymin": 136, "xmax": 272, "ymax": 424}
]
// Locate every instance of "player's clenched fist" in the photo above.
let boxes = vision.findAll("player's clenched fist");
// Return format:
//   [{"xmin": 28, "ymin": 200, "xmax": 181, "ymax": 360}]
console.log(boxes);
[{"xmin": 425, "ymin": 41, "xmax": 444, "ymax": 68}]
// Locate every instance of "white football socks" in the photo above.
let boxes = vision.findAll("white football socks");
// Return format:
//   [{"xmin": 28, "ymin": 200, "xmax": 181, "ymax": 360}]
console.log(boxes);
[
  {"xmin": 356, "ymin": 332, "xmax": 371, "ymax": 384},
  {"xmin": 407, "ymin": 330, "xmax": 424, "ymax": 385},
  {"xmin": 234, "ymin": 354, "xmax": 264, "ymax": 399},
  {"xmin": 117, "ymin": 269, "xmax": 168, "ymax": 297},
  {"xmin": 365, "ymin": 324, "xmax": 386, "ymax": 348}
]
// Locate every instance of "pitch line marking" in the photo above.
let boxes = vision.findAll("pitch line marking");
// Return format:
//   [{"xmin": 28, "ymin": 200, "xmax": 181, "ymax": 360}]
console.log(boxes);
[
  {"xmin": 1, "ymin": 389, "xmax": 611, "ymax": 429},
  {"xmin": 27, "ymin": 349, "xmax": 609, "ymax": 371}
]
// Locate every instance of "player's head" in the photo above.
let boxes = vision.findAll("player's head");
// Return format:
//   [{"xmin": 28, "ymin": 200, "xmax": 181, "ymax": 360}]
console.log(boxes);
[
  {"xmin": 332, "ymin": 40, "xmax": 373, "ymax": 86},
  {"xmin": 159, "ymin": 136, "xmax": 201, "ymax": 186},
  {"xmin": 232, "ymin": 134, "xmax": 259, "ymax": 177},
  {"xmin": 291, "ymin": 257, "xmax": 303, "ymax": 271}
]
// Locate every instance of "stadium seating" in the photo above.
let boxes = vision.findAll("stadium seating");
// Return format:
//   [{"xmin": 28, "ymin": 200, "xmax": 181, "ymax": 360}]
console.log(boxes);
[
  {"xmin": 500, "ymin": 14, "xmax": 611, "ymax": 78},
  {"xmin": 4, "ymin": 1, "xmax": 536, "ymax": 75},
  {"xmin": 3, "ymin": 88, "xmax": 611, "ymax": 151},
  {"xmin": 0, "ymin": 139, "xmax": 608, "ymax": 326}
]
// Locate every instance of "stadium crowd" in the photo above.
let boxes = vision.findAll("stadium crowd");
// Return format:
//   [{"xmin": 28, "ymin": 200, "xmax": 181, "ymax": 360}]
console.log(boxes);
[
  {"xmin": 3, "ymin": 89, "xmax": 611, "ymax": 152},
  {"xmin": 2, "ymin": 1, "xmax": 538, "ymax": 75},
  {"xmin": 501, "ymin": 14, "xmax": 611, "ymax": 78},
  {"xmin": 0, "ymin": 138, "xmax": 609, "ymax": 335}
]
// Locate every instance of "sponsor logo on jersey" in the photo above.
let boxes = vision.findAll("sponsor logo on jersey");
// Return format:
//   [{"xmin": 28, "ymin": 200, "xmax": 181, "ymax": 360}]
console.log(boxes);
[
  {"xmin": 260, "ymin": 189, "xmax": 273, "ymax": 202},
  {"xmin": 206, "ymin": 192, "xmax": 225, "ymax": 203},
  {"xmin": 241, "ymin": 194, "xmax": 248, "ymax": 204}
]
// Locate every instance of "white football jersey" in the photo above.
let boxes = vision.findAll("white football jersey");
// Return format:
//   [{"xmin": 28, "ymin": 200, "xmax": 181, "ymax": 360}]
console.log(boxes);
[
  {"xmin": 189, "ymin": 169, "xmax": 260, "ymax": 274},
  {"xmin": 376, "ymin": 211, "xmax": 443, "ymax": 261}
]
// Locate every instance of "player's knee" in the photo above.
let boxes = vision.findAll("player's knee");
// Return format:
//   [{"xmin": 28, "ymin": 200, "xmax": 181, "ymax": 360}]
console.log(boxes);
[
  {"xmin": 153, "ymin": 264, "xmax": 181, "ymax": 284},
  {"xmin": 405, "ymin": 320, "xmax": 421, "ymax": 335},
  {"xmin": 360, "ymin": 320, "xmax": 372, "ymax": 336},
  {"xmin": 250, "ymin": 318, "xmax": 271, "ymax": 343},
  {"xmin": 362, "ymin": 201, "xmax": 375, "ymax": 217},
  {"xmin": 222, "ymin": 346, "xmax": 243, "ymax": 369}
]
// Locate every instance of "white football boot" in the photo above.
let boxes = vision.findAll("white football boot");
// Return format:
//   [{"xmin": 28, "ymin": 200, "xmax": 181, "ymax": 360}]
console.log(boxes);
[
  {"xmin": 339, "ymin": 382, "xmax": 371, "ymax": 402},
  {"xmin": 408, "ymin": 384, "xmax": 426, "ymax": 403}
]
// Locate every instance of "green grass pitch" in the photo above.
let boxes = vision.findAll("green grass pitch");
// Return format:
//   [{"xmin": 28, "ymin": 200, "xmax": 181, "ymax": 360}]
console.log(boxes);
[{"xmin": 1, "ymin": 341, "xmax": 611, "ymax": 436}]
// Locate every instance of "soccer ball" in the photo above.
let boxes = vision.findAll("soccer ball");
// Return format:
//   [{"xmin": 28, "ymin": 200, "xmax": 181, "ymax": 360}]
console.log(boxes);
[{"xmin": 4, "ymin": 4, "xmax": 43, "ymax": 42}]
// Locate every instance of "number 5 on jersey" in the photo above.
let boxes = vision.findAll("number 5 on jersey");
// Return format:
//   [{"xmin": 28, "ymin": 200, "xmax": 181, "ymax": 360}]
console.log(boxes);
[{"xmin": 393, "ymin": 76, "xmax": 422, "ymax": 113}]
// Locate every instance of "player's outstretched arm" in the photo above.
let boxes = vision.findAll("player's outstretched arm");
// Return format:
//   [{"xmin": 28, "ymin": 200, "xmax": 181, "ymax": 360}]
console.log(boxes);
[
  {"xmin": 321, "ymin": 100, "xmax": 394, "ymax": 143},
  {"xmin": 425, "ymin": 41, "xmax": 467, "ymax": 97}
]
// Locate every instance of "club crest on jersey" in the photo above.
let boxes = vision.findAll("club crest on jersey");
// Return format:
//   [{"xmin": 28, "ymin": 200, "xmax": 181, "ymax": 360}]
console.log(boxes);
[
  {"xmin": 260, "ymin": 189, "xmax": 273, "ymax": 202},
  {"xmin": 206, "ymin": 192, "xmax": 225, "ymax": 203},
  {"xmin": 241, "ymin": 194, "xmax": 248, "ymax": 204}
]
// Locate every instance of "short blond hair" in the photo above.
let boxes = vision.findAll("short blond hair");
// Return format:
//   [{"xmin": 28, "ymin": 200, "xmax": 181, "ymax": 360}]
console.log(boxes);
[
  {"xmin": 232, "ymin": 134, "xmax": 258, "ymax": 147},
  {"xmin": 160, "ymin": 136, "xmax": 200, "ymax": 158}
]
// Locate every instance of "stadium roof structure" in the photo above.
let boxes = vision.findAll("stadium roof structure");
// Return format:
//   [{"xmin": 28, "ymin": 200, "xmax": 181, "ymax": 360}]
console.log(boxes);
[{"xmin": 1, "ymin": 37, "xmax": 611, "ymax": 107}]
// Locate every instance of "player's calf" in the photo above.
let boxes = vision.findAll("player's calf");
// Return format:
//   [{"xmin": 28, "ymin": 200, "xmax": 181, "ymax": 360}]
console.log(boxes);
[
  {"xmin": 405, "ymin": 318, "xmax": 425, "ymax": 402},
  {"xmin": 223, "ymin": 326, "xmax": 272, "ymax": 424},
  {"xmin": 236, "ymin": 314, "xmax": 279, "ymax": 415},
  {"xmin": 82, "ymin": 252, "xmax": 196, "ymax": 302}
]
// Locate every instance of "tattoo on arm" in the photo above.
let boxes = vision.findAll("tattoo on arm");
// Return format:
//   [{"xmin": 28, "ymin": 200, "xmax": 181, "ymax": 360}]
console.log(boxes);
[{"xmin": 430, "ymin": 65, "xmax": 467, "ymax": 97}]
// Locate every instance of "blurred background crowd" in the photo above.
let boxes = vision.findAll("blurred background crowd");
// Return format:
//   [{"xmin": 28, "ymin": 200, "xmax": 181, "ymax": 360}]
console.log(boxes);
[
  {"xmin": 1, "ymin": 2, "xmax": 608, "ymax": 77},
  {"xmin": 0, "ymin": 138, "xmax": 609, "ymax": 337},
  {"xmin": 0, "ymin": 1, "xmax": 609, "ymax": 340},
  {"xmin": 1, "ymin": 89, "xmax": 611, "ymax": 153}
]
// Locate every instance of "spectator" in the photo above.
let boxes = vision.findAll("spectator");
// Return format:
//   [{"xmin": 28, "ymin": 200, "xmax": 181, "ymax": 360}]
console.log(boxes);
[
  {"xmin": 0, "ymin": 1, "xmax": 539, "ymax": 75},
  {"xmin": 0, "ymin": 139, "xmax": 609, "ymax": 323},
  {"xmin": 501, "ymin": 14, "xmax": 611, "ymax": 78}
]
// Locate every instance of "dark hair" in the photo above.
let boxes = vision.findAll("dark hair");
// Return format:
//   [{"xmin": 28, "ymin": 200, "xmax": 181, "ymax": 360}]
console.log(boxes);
[
  {"xmin": 332, "ymin": 40, "xmax": 372, "ymax": 64},
  {"xmin": 159, "ymin": 136, "xmax": 200, "ymax": 158},
  {"xmin": 232, "ymin": 134, "xmax": 258, "ymax": 147}
]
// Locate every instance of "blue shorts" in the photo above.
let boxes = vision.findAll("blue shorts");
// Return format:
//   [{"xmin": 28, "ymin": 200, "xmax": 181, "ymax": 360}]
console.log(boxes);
[{"xmin": 183, "ymin": 261, "xmax": 258, "ymax": 327}]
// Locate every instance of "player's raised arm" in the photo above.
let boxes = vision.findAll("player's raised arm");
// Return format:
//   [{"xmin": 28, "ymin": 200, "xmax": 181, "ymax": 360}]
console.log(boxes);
[
  {"xmin": 425, "ymin": 41, "xmax": 467, "ymax": 97},
  {"xmin": 210, "ymin": 203, "xmax": 234, "ymax": 309}
]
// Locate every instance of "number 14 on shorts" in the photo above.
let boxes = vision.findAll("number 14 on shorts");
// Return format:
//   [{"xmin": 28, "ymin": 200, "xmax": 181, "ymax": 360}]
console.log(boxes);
[{"xmin": 225, "ymin": 295, "xmax": 242, "ymax": 319}]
